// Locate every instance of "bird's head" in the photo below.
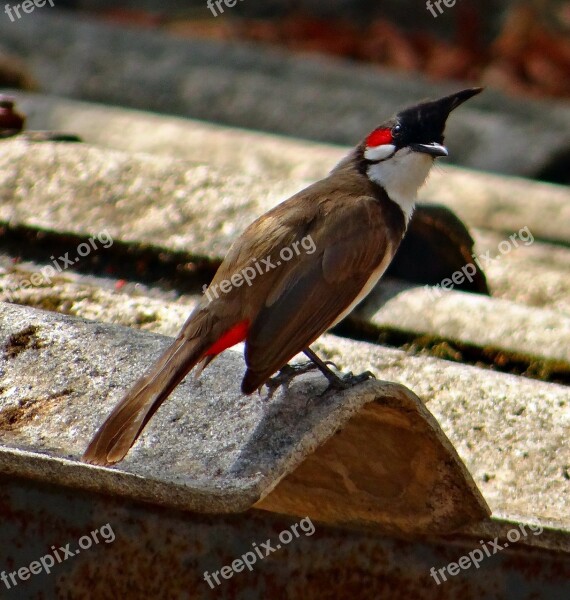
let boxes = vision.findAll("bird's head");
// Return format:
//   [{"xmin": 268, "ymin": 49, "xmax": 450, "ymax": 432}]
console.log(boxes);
[{"xmin": 362, "ymin": 87, "xmax": 483, "ymax": 219}]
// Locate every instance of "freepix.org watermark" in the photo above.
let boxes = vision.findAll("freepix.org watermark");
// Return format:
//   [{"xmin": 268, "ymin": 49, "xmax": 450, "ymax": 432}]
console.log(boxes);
[
  {"xmin": 425, "ymin": 0, "xmax": 459, "ymax": 18},
  {"xmin": 2, "ymin": 229, "xmax": 113, "ymax": 303},
  {"xmin": 425, "ymin": 226, "xmax": 534, "ymax": 299},
  {"xmin": 1, "ymin": 523, "xmax": 115, "ymax": 591},
  {"xmin": 4, "ymin": 0, "xmax": 55, "ymax": 22},
  {"xmin": 202, "ymin": 234, "xmax": 316, "ymax": 303},
  {"xmin": 203, "ymin": 516, "xmax": 315, "ymax": 589},
  {"xmin": 429, "ymin": 521, "xmax": 543, "ymax": 584},
  {"xmin": 206, "ymin": 0, "xmax": 245, "ymax": 17}
]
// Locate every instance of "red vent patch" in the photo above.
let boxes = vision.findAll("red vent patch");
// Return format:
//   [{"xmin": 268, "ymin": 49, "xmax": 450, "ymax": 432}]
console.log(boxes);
[
  {"xmin": 366, "ymin": 128, "xmax": 392, "ymax": 147},
  {"xmin": 204, "ymin": 320, "xmax": 250, "ymax": 357}
]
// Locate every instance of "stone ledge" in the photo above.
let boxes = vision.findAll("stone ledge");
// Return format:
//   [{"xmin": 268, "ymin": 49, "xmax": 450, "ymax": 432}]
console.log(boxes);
[{"xmin": 0, "ymin": 302, "xmax": 489, "ymax": 536}]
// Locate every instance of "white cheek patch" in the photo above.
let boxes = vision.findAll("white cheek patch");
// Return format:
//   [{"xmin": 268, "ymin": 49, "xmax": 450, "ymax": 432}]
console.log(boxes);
[{"xmin": 364, "ymin": 143, "xmax": 396, "ymax": 161}]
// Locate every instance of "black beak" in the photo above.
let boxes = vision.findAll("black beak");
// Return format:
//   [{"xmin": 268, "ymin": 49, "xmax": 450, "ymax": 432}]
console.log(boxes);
[{"xmin": 411, "ymin": 142, "xmax": 449, "ymax": 157}]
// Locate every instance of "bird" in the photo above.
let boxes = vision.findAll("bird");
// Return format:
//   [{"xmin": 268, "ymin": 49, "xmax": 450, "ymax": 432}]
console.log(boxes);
[{"xmin": 83, "ymin": 87, "xmax": 483, "ymax": 466}]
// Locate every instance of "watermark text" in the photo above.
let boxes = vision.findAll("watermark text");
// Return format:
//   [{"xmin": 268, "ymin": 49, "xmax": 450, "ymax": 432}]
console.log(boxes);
[
  {"xmin": 1, "ymin": 523, "xmax": 115, "ymax": 590},
  {"xmin": 425, "ymin": 226, "xmax": 534, "ymax": 299},
  {"xmin": 204, "ymin": 516, "xmax": 315, "ymax": 588},
  {"xmin": 429, "ymin": 521, "xmax": 542, "ymax": 584},
  {"xmin": 4, "ymin": 0, "xmax": 55, "ymax": 22},
  {"xmin": 2, "ymin": 229, "xmax": 113, "ymax": 303},
  {"xmin": 202, "ymin": 234, "xmax": 316, "ymax": 302},
  {"xmin": 206, "ymin": 0, "xmax": 245, "ymax": 18}
]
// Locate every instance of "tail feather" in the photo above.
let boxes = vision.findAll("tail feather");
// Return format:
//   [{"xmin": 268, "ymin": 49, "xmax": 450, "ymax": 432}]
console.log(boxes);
[{"xmin": 83, "ymin": 335, "xmax": 206, "ymax": 466}]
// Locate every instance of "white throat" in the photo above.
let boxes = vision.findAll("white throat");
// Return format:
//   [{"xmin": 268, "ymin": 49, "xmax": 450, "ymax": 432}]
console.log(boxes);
[{"xmin": 367, "ymin": 148, "xmax": 434, "ymax": 223}]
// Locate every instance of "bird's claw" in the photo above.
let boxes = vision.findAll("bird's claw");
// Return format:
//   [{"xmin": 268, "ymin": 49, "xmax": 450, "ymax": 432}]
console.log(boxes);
[
  {"xmin": 264, "ymin": 360, "xmax": 373, "ymax": 399},
  {"xmin": 265, "ymin": 360, "xmax": 337, "ymax": 397},
  {"xmin": 321, "ymin": 369, "xmax": 376, "ymax": 395}
]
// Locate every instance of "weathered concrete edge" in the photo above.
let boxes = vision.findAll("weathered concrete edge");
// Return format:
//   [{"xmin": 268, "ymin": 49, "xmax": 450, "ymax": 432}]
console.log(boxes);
[
  {"xmin": 0, "ymin": 302, "xmax": 567, "ymax": 549},
  {"xmin": 1, "ymin": 117, "xmax": 569, "ymax": 250},
  {"xmin": 458, "ymin": 515, "xmax": 570, "ymax": 555},
  {"xmin": 0, "ymin": 448, "xmax": 567, "ymax": 553},
  {"xmin": 0, "ymin": 446, "xmax": 252, "ymax": 512},
  {"xmin": 0, "ymin": 301, "xmax": 484, "ymax": 524},
  {"xmin": 357, "ymin": 280, "xmax": 570, "ymax": 365}
]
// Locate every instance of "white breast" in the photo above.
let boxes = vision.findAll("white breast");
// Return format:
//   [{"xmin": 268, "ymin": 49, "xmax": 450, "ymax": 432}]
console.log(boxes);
[{"xmin": 367, "ymin": 148, "xmax": 434, "ymax": 224}]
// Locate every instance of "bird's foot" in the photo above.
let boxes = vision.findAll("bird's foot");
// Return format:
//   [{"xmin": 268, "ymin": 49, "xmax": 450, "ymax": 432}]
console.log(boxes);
[
  {"xmin": 321, "ymin": 370, "xmax": 376, "ymax": 395},
  {"xmin": 265, "ymin": 360, "xmax": 339, "ymax": 397}
]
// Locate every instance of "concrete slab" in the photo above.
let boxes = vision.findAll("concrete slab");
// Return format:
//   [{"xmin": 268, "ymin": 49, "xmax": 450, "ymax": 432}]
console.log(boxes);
[
  {"xmin": 1, "ymin": 137, "xmax": 567, "ymax": 376},
  {"xmin": 0, "ymin": 302, "xmax": 489, "ymax": 536}
]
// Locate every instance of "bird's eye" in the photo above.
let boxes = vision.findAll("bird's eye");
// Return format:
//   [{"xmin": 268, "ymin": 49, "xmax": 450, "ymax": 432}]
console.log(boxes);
[{"xmin": 392, "ymin": 124, "xmax": 402, "ymax": 137}]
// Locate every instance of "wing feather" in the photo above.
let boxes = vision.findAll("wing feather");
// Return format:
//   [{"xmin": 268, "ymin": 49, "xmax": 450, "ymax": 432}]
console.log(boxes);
[{"xmin": 242, "ymin": 194, "xmax": 399, "ymax": 393}]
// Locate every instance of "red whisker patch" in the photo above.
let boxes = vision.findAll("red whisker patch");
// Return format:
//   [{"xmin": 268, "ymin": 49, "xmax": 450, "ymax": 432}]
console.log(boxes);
[{"xmin": 366, "ymin": 128, "xmax": 392, "ymax": 147}]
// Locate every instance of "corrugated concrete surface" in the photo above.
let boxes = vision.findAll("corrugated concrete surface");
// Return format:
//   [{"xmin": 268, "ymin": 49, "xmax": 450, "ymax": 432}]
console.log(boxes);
[{"xmin": 0, "ymin": 93, "xmax": 568, "ymax": 598}]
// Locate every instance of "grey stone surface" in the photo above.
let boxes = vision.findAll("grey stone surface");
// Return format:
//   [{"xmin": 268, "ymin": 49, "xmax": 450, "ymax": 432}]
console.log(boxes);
[
  {"xmin": 0, "ymin": 301, "xmax": 487, "ymax": 535},
  {"xmin": 1, "ymin": 127, "xmax": 569, "ymax": 256},
  {"xmin": 0, "ymin": 299, "xmax": 567, "ymax": 543},
  {"xmin": 1, "ymin": 135, "xmax": 568, "ymax": 371},
  {"xmin": 307, "ymin": 335, "xmax": 570, "ymax": 531},
  {"xmin": 0, "ymin": 138, "xmax": 301, "ymax": 259},
  {"xmin": 0, "ymin": 11, "xmax": 568, "ymax": 180},
  {"xmin": 0, "ymin": 250, "xmax": 567, "ymax": 536},
  {"xmin": 10, "ymin": 93, "xmax": 570, "ymax": 315},
  {"xmin": 15, "ymin": 91, "xmax": 340, "ymax": 182},
  {"xmin": 473, "ymin": 229, "xmax": 570, "ymax": 315},
  {"xmin": 9, "ymin": 91, "xmax": 570, "ymax": 243},
  {"xmin": 421, "ymin": 170, "xmax": 570, "ymax": 247},
  {"xmin": 0, "ymin": 261, "xmax": 200, "ymax": 336},
  {"xmin": 357, "ymin": 281, "xmax": 570, "ymax": 364}
]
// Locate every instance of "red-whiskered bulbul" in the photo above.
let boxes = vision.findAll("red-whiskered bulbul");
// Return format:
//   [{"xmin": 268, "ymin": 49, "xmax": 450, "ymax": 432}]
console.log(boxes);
[{"xmin": 84, "ymin": 87, "xmax": 482, "ymax": 465}]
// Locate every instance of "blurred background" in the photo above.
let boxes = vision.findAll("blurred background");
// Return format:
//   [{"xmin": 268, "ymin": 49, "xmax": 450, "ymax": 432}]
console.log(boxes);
[
  {"xmin": 65, "ymin": 0, "xmax": 570, "ymax": 99},
  {"xmin": 0, "ymin": 0, "xmax": 569, "ymax": 184}
]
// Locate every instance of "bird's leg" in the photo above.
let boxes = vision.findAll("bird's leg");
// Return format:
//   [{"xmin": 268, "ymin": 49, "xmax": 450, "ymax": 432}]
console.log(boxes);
[
  {"xmin": 264, "ymin": 347, "xmax": 374, "ymax": 397},
  {"xmin": 264, "ymin": 352, "xmax": 339, "ymax": 396},
  {"xmin": 302, "ymin": 347, "xmax": 375, "ymax": 392}
]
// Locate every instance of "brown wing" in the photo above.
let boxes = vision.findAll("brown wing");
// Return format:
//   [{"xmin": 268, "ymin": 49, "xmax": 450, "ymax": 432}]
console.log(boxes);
[{"xmin": 241, "ymin": 193, "xmax": 400, "ymax": 393}]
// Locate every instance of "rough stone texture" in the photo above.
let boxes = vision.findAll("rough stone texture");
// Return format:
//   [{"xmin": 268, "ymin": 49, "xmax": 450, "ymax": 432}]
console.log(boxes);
[
  {"xmin": 11, "ymin": 92, "xmax": 570, "ymax": 312},
  {"xmin": 6, "ymin": 91, "xmax": 570, "ymax": 243},
  {"xmin": 15, "ymin": 92, "xmax": 341, "ymax": 182},
  {"xmin": 0, "ymin": 302, "xmax": 488, "ymax": 536},
  {"xmin": 357, "ymin": 281, "xmax": 570, "ymax": 364},
  {"xmin": 0, "ymin": 297, "xmax": 567, "ymax": 545},
  {"xmin": 1, "ymin": 278, "xmax": 568, "ymax": 530},
  {"xmin": 0, "ymin": 139, "xmax": 302, "ymax": 260},
  {"xmin": 421, "ymin": 171, "xmax": 570, "ymax": 247},
  {"xmin": 0, "ymin": 262, "xmax": 199, "ymax": 336},
  {"xmin": 306, "ymin": 336, "xmax": 570, "ymax": 533},
  {"xmin": 0, "ymin": 97, "xmax": 568, "ymax": 546},
  {"xmin": 0, "ymin": 11, "xmax": 569, "ymax": 180},
  {"xmin": 1, "ymin": 264, "xmax": 570, "ymax": 532},
  {"xmin": 1, "ymin": 134, "xmax": 568, "ymax": 259},
  {"xmin": 1, "ymin": 136, "xmax": 568, "ymax": 371},
  {"xmin": 473, "ymin": 229, "xmax": 570, "ymax": 316}
]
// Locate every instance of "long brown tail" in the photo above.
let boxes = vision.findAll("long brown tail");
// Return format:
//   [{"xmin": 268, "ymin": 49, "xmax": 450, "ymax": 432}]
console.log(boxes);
[{"xmin": 83, "ymin": 333, "xmax": 208, "ymax": 466}]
